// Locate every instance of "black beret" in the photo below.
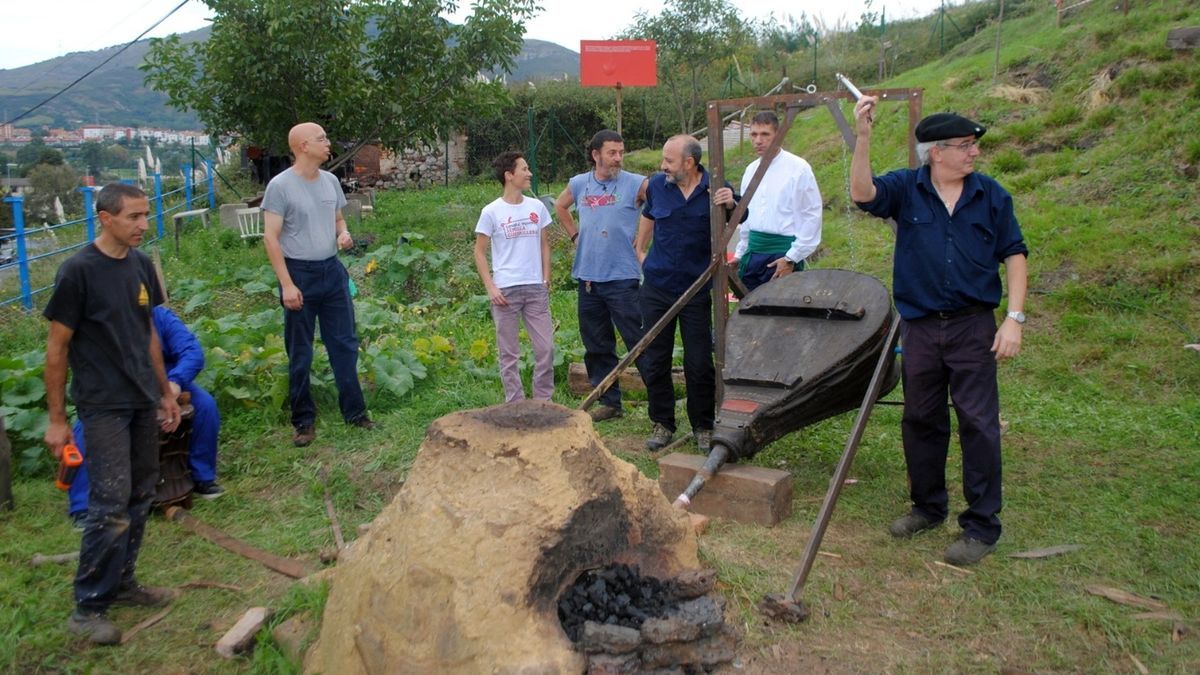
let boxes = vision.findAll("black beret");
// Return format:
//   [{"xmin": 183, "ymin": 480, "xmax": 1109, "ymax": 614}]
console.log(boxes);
[{"xmin": 915, "ymin": 113, "xmax": 987, "ymax": 143}]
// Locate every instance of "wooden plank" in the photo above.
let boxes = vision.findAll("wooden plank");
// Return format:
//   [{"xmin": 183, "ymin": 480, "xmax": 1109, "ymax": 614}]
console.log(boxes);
[
  {"xmin": 1166, "ymin": 27, "xmax": 1200, "ymax": 50},
  {"xmin": 658, "ymin": 452, "xmax": 792, "ymax": 526},
  {"xmin": 567, "ymin": 362, "xmax": 683, "ymax": 397}
]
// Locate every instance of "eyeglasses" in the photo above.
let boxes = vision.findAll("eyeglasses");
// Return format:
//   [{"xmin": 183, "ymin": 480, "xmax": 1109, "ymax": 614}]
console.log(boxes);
[{"xmin": 938, "ymin": 139, "xmax": 978, "ymax": 151}]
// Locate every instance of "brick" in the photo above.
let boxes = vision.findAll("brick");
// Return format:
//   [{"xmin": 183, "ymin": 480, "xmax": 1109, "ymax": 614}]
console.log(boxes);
[
  {"xmin": 641, "ymin": 624, "xmax": 738, "ymax": 669},
  {"xmin": 586, "ymin": 652, "xmax": 641, "ymax": 674},
  {"xmin": 641, "ymin": 596, "xmax": 724, "ymax": 644},
  {"xmin": 215, "ymin": 607, "xmax": 272, "ymax": 658},
  {"xmin": 657, "ymin": 453, "xmax": 792, "ymax": 526}
]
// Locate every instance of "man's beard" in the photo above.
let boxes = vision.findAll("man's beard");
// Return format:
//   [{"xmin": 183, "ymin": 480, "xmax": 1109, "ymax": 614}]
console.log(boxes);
[{"xmin": 664, "ymin": 169, "xmax": 686, "ymax": 184}]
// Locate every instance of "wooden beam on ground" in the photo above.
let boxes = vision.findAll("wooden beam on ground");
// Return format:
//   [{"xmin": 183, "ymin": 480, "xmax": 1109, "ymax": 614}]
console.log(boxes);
[
  {"xmin": 165, "ymin": 506, "xmax": 313, "ymax": 579},
  {"xmin": 657, "ymin": 452, "xmax": 792, "ymax": 526}
]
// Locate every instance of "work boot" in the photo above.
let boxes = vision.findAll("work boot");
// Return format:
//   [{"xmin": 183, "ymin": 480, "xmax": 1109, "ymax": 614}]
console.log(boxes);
[
  {"xmin": 588, "ymin": 405, "xmax": 623, "ymax": 422},
  {"xmin": 695, "ymin": 429, "xmax": 713, "ymax": 452},
  {"xmin": 944, "ymin": 535, "xmax": 997, "ymax": 566},
  {"xmin": 67, "ymin": 610, "xmax": 121, "ymax": 646},
  {"xmin": 888, "ymin": 511, "xmax": 942, "ymax": 538},
  {"xmin": 349, "ymin": 416, "xmax": 377, "ymax": 430},
  {"xmin": 645, "ymin": 423, "xmax": 674, "ymax": 451},
  {"xmin": 111, "ymin": 582, "xmax": 176, "ymax": 608},
  {"xmin": 293, "ymin": 424, "xmax": 316, "ymax": 447}
]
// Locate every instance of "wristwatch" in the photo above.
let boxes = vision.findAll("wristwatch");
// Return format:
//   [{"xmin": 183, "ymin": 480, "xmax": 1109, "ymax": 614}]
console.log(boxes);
[{"xmin": 1006, "ymin": 311, "xmax": 1026, "ymax": 324}]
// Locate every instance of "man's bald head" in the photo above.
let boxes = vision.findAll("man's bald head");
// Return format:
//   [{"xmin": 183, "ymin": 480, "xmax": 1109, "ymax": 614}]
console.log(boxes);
[{"xmin": 288, "ymin": 122, "xmax": 326, "ymax": 155}]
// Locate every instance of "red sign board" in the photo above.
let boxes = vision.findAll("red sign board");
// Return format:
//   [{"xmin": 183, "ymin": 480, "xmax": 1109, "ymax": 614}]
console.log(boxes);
[{"xmin": 580, "ymin": 40, "xmax": 657, "ymax": 88}]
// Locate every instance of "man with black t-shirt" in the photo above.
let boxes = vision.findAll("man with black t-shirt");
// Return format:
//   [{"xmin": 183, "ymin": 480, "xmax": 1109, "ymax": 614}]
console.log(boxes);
[{"xmin": 43, "ymin": 183, "xmax": 182, "ymax": 646}]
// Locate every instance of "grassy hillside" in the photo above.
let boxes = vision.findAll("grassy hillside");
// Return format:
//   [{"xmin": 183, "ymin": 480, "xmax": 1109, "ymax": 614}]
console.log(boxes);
[{"xmin": 0, "ymin": 1, "xmax": 1197, "ymax": 673}]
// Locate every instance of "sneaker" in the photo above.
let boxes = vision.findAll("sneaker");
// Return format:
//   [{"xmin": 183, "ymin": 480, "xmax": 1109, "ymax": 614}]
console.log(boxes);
[
  {"xmin": 349, "ymin": 416, "xmax": 377, "ymax": 430},
  {"xmin": 67, "ymin": 610, "xmax": 121, "ymax": 646},
  {"xmin": 70, "ymin": 511, "xmax": 87, "ymax": 532},
  {"xmin": 695, "ymin": 429, "xmax": 713, "ymax": 452},
  {"xmin": 645, "ymin": 423, "xmax": 674, "ymax": 451},
  {"xmin": 888, "ymin": 511, "xmax": 942, "ymax": 538},
  {"xmin": 293, "ymin": 424, "xmax": 316, "ymax": 447},
  {"xmin": 944, "ymin": 535, "xmax": 997, "ymax": 566},
  {"xmin": 193, "ymin": 481, "xmax": 225, "ymax": 500},
  {"xmin": 111, "ymin": 583, "xmax": 176, "ymax": 608},
  {"xmin": 588, "ymin": 405, "xmax": 623, "ymax": 422}
]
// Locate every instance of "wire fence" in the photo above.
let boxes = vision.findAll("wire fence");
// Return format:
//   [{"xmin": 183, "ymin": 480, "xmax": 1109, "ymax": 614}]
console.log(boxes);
[{"xmin": 1, "ymin": 164, "xmax": 215, "ymax": 315}]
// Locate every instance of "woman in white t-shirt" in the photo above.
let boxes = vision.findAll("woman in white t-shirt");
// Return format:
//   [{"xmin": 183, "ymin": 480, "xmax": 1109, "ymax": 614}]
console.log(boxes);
[{"xmin": 473, "ymin": 151, "xmax": 555, "ymax": 402}]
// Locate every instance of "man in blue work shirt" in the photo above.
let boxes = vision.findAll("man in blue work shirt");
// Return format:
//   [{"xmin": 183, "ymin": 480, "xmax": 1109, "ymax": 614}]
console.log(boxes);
[
  {"xmin": 636, "ymin": 135, "xmax": 745, "ymax": 454},
  {"xmin": 850, "ymin": 98, "xmax": 1028, "ymax": 566}
]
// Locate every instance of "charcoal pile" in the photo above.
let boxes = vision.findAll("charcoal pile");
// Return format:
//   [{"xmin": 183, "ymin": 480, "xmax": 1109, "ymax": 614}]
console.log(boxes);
[
  {"xmin": 558, "ymin": 566, "xmax": 737, "ymax": 674},
  {"xmin": 558, "ymin": 564, "xmax": 672, "ymax": 640}
]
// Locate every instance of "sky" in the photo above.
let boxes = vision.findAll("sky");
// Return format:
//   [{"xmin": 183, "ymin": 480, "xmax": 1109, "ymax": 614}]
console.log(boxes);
[{"xmin": 0, "ymin": 0, "xmax": 952, "ymax": 71}]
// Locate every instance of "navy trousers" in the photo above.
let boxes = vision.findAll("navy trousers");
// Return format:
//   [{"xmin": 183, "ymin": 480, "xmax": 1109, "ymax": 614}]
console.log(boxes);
[
  {"xmin": 639, "ymin": 282, "xmax": 715, "ymax": 433},
  {"xmin": 74, "ymin": 407, "xmax": 159, "ymax": 612},
  {"xmin": 899, "ymin": 311, "xmax": 1003, "ymax": 544},
  {"xmin": 282, "ymin": 257, "xmax": 367, "ymax": 427},
  {"xmin": 578, "ymin": 279, "xmax": 650, "ymax": 409}
]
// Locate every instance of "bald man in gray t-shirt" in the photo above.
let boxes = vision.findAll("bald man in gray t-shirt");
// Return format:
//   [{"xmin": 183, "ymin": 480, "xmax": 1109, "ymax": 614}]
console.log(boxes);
[{"xmin": 262, "ymin": 122, "xmax": 373, "ymax": 448}]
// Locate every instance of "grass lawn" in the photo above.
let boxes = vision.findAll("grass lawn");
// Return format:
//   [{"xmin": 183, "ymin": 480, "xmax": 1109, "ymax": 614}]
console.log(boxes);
[{"xmin": 2, "ymin": 2, "xmax": 1199, "ymax": 672}]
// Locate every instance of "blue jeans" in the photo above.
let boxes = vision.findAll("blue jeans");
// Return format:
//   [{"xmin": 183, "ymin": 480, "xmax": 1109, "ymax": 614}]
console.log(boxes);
[
  {"xmin": 900, "ymin": 311, "xmax": 1002, "ymax": 544},
  {"xmin": 578, "ymin": 279, "xmax": 649, "ymax": 409},
  {"xmin": 282, "ymin": 257, "xmax": 367, "ymax": 427},
  {"xmin": 639, "ymin": 282, "xmax": 715, "ymax": 433},
  {"xmin": 69, "ymin": 383, "xmax": 220, "ymax": 515},
  {"xmin": 74, "ymin": 407, "xmax": 160, "ymax": 612}
]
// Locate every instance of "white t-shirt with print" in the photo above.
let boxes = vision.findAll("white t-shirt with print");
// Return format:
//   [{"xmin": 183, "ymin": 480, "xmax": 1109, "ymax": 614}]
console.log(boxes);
[{"xmin": 474, "ymin": 196, "xmax": 552, "ymax": 289}]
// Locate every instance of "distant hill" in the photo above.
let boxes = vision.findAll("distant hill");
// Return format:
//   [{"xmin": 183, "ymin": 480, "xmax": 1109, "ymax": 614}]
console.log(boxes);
[{"xmin": 0, "ymin": 28, "xmax": 578, "ymax": 131}]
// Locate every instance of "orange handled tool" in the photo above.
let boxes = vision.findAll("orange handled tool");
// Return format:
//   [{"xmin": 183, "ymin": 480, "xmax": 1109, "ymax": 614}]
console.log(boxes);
[{"xmin": 55, "ymin": 443, "xmax": 83, "ymax": 491}]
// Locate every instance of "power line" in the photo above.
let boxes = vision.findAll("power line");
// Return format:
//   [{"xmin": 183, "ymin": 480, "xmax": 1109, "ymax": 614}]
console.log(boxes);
[{"xmin": 7, "ymin": 0, "xmax": 190, "ymax": 126}]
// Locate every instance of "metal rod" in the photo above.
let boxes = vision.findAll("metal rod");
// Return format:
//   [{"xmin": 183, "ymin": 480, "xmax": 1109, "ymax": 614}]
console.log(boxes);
[
  {"xmin": 785, "ymin": 316, "xmax": 901, "ymax": 601},
  {"xmin": 672, "ymin": 444, "xmax": 730, "ymax": 509},
  {"xmin": 835, "ymin": 73, "xmax": 864, "ymax": 101}
]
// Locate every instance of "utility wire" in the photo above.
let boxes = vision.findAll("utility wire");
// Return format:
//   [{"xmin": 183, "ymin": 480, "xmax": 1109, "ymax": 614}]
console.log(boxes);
[{"xmin": 7, "ymin": 0, "xmax": 189, "ymax": 126}]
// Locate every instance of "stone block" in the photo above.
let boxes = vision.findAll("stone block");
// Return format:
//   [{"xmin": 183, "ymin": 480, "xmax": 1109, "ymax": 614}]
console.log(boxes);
[
  {"xmin": 581, "ymin": 621, "xmax": 642, "ymax": 655},
  {"xmin": 640, "ymin": 624, "xmax": 737, "ymax": 669},
  {"xmin": 219, "ymin": 203, "xmax": 247, "ymax": 230},
  {"xmin": 640, "ymin": 596, "xmax": 724, "ymax": 644},
  {"xmin": 270, "ymin": 613, "xmax": 313, "ymax": 664},
  {"xmin": 587, "ymin": 652, "xmax": 641, "ymax": 675},
  {"xmin": 658, "ymin": 453, "xmax": 792, "ymax": 526},
  {"xmin": 669, "ymin": 569, "xmax": 716, "ymax": 600}
]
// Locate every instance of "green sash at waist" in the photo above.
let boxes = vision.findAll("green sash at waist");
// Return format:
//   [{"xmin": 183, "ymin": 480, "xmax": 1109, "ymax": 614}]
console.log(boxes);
[{"xmin": 739, "ymin": 231, "xmax": 796, "ymax": 277}]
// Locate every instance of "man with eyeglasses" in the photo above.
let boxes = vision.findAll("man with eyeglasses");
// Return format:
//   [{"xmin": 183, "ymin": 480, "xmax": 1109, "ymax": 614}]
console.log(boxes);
[
  {"xmin": 850, "ymin": 101, "xmax": 1028, "ymax": 566},
  {"xmin": 263, "ymin": 122, "xmax": 375, "ymax": 448}
]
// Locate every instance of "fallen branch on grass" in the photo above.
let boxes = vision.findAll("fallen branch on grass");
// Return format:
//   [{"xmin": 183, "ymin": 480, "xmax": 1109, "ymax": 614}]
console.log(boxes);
[
  {"xmin": 1008, "ymin": 544, "xmax": 1081, "ymax": 559},
  {"xmin": 120, "ymin": 606, "xmax": 172, "ymax": 645},
  {"xmin": 30, "ymin": 551, "xmax": 79, "ymax": 567},
  {"xmin": 179, "ymin": 581, "xmax": 244, "ymax": 592},
  {"xmin": 1085, "ymin": 585, "xmax": 1167, "ymax": 611}
]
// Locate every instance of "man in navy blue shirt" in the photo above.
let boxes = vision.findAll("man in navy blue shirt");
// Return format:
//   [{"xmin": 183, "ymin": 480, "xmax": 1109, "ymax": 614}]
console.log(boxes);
[
  {"xmin": 636, "ymin": 135, "xmax": 743, "ymax": 454},
  {"xmin": 850, "ymin": 98, "xmax": 1028, "ymax": 566}
]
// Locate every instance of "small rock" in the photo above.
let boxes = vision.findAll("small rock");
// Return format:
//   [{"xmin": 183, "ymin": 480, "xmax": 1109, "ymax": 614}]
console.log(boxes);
[
  {"xmin": 641, "ymin": 624, "xmax": 738, "ymax": 668},
  {"xmin": 587, "ymin": 652, "xmax": 641, "ymax": 674},
  {"xmin": 215, "ymin": 607, "xmax": 272, "ymax": 658},
  {"xmin": 270, "ymin": 613, "xmax": 313, "ymax": 664},
  {"xmin": 581, "ymin": 621, "xmax": 642, "ymax": 655},
  {"xmin": 669, "ymin": 569, "xmax": 716, "ymax": 600},
  {"xmin": 641, "ymin": 596, "xmax": 724, "ymax": 644}
]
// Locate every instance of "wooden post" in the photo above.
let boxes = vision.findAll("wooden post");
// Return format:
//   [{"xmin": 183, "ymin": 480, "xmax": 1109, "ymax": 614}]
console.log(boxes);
[
  {"xmin": 992, "ymin": 0, "xmax": 1005, "ymax": 85},
  {"xmin": 0, "ymin": 416, "xmax": 13, "ymax": 511},
  {"xmin": 615, "ymin": 83, "xmax": 624, "ymax": 137},
  {"xmin": 708, "ymin": 102, "xmax": 728, "ymax": 404}
]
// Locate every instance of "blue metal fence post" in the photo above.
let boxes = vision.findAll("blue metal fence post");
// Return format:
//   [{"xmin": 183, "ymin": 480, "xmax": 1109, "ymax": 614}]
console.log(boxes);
[
  {"xmin": 3, "ymin": 193, "xmax": 33, "ymax": 310},
  {"xmin": 184, "ymin": 164, "xmax": 193, "ymax": 208},
  {"xmin": 80, "ymin": 186, "xmax": 97, "ymax": 242},
  {"xmin": 153, "ymin": 172, "xmax": 164, "ymax": 240},
  {"xmin": 205, "ymin": 158, "xmax": 215, "ymax": 209}
]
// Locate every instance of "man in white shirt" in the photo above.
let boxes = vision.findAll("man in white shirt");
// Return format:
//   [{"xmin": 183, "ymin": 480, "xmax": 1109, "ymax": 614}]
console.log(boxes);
[{"xmin": 731, "ymin": 111, "xmax": 823, "ymax": 292}]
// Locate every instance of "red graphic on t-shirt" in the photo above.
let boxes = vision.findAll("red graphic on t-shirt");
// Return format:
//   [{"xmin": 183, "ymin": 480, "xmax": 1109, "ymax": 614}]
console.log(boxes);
[
  {"xmin": 583, "ymin": 194, "xmax": 618, "ymax": 208},
  {"xmin": 529, "ymin": 212, "xmax": 540, "ymax": 224}
]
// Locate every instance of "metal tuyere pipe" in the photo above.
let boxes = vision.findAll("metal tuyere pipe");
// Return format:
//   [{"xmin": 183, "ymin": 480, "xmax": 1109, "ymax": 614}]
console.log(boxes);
[
  {"xmin": 835, "ymin": 73, "xmax": 864, "ymax": 101},
  {"xmin": 671, "ymin": 443, "xmax": 730, "ymax": 509}
]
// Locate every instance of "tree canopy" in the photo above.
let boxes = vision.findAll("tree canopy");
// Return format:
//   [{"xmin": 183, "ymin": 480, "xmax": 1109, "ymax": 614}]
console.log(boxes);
[{"xmin": 142, "ymin": 0, "xmax": 537, "ymax": 165}]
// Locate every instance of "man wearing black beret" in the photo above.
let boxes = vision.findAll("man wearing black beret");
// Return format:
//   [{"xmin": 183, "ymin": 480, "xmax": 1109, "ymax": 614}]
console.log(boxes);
[{"xmin": 849, "ymin": 98, "xmax": 1028, "ymax": 565}]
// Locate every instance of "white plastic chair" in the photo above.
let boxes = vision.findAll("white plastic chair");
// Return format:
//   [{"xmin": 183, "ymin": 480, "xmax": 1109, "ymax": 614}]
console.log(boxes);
[{"xmin": 236, "ymin": 207, "xmax": 263, "ymax": 240}]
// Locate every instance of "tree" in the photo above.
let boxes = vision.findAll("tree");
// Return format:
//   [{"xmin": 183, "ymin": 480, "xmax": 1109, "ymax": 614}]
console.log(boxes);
[
  {"xmin": 80, "ymin": 141, "xmax": 106, "ymax": 176},
  {"xmin": 619, "ymin": 0, "xmax": 754, "ymax": 134},
  {"xmin": 25, "ymin": 164, "xmax": 81, "ymax": 222},
  {"xmin": 142, "ymin": 0, "xmax": 537, "ymax": 168}
]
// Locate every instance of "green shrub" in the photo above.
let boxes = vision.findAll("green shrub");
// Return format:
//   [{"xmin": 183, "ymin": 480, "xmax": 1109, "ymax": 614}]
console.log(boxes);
[
  {"xmin": 1045, "ymin": 104, "xmax": 1082, "ymax": 128},
  {"xmin": 988, "ymin": 148, "xmax": 1027, "ymax": 174}
]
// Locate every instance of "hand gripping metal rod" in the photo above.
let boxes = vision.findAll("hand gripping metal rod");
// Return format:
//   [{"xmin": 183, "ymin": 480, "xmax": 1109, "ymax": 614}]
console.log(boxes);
[{"xmin": 835, "ymin": 73, "xmax": 865, "ymax": 101}]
